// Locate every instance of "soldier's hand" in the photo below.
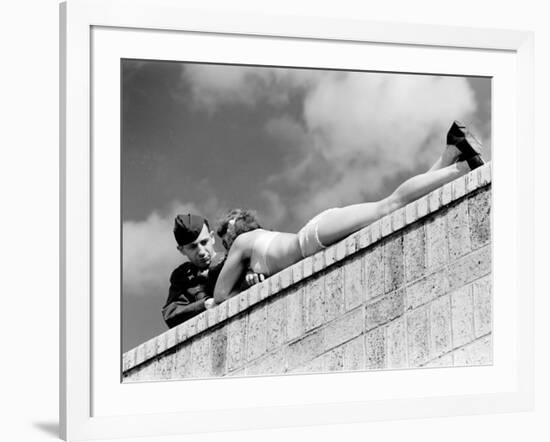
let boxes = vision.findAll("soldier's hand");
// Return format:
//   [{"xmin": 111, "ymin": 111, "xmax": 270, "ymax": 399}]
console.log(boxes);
[
  {"xmin": 196, "ymin": 291, "xmax": 208, "ymax": 301},
  {"xmin": 245, "ymin": 270, "xmax": 265, "ymax": 287}
]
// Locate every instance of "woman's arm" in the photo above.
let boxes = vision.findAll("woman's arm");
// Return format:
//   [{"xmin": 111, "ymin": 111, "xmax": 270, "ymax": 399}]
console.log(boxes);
[{"xmin": 213, "ymin": 236, "xmax": 249, "ymax": 304}]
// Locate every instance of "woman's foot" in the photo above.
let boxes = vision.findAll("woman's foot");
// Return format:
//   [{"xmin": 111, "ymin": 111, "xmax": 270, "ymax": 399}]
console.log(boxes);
[{"xmin": 446, "ymin": 121, "xmax": 485, "ymax": 170}]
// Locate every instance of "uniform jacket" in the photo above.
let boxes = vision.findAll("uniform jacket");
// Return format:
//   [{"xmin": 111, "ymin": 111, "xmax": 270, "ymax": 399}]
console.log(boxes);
[{"xmin": 162, "ymin": 253, "xmax": 225, "ymax": 328}]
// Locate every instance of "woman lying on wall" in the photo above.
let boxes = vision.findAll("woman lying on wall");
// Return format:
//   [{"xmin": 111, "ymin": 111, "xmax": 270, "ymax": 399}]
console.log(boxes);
[{"xmin": 208, "ymin": 121, "xmax": 485, "ymax": 307}]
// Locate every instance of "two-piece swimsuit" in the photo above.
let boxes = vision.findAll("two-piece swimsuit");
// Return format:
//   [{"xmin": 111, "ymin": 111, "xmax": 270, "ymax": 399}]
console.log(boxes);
[{"xmin": 249, "ymin": 208, "xmax": 338, "ymax": 275}]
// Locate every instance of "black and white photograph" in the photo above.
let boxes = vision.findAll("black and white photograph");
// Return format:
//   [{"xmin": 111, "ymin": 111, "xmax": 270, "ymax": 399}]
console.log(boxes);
[
  {"xmin": 121, "ymin": 60, "xmax": 493, "ymax": 381},
  {"xmin": 5, "ymin": 0, "xmax": 547, "ymax": 440}
]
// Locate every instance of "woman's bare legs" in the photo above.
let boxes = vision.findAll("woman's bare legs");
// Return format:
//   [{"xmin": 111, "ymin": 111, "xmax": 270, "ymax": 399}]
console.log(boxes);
[{"xmin": 317, "ymin": 159, "xmax": 470, "ymax": 246}]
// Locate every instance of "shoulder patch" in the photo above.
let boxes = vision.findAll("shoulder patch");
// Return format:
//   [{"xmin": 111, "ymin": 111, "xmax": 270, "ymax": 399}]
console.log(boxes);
[{"xmin": 170, "ymin": 262, "xmax": 195, "ymax": 284}]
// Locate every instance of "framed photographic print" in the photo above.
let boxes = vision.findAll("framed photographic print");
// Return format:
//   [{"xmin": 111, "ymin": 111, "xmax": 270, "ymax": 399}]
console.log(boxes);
[{"xmin": 60, "ymin": 0, "xmax": 534, "ymax": 440}]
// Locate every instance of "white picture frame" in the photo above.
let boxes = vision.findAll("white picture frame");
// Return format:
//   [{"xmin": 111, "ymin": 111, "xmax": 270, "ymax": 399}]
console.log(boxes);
[{"xmin": 60, "ymin": 0, "xmax": 534, "ymax": 440}]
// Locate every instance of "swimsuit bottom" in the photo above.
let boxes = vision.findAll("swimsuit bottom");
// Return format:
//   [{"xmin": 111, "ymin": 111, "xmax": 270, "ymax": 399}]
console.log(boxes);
[{"xmin": 297, "ymin": 208, "xmax": 338, "ymax": 258}]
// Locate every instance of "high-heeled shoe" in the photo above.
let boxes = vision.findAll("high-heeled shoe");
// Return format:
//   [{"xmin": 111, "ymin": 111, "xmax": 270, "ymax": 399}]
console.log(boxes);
[{"xmin": 446, "ymin": 120, "xmax": 485, "ymax": 170}]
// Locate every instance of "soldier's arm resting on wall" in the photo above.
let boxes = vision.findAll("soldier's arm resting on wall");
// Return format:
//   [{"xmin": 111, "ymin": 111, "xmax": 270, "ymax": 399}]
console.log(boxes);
[{"xmin": 162, "ymin": 296, "xmax": 208, "ymax": 329}]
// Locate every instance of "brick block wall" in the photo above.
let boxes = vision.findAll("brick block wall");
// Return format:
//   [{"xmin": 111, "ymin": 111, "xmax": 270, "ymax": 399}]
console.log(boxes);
[{"xmin": 123, "ymin": 164, "xmax": 492, "ymax": 381}]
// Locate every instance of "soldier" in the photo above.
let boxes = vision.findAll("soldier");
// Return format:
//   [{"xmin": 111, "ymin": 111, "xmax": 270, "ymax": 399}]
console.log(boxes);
[
  {"xmin": 162, "ymin": 213, "xmax": 263, "ymax": 328},
  {"xmin": 161, "ymin": 214, "xmax": 219, "ymax": 328}
]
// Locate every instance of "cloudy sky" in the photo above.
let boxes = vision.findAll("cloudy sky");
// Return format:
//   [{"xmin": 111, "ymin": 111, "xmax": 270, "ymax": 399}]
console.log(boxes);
[{"xmin": 121, "ymin": 59, "xmax": 491, "ymax": 352}]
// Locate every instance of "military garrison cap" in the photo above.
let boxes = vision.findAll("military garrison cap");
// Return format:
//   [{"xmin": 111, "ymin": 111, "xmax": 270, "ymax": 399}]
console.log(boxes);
[{"xmin": 174, "ymin": 214, "xmax": 209, "ymax": 246}]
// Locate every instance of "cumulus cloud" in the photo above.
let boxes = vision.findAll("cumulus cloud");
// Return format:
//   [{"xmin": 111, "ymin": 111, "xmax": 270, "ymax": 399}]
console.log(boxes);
[
  {"xmin": 290, "ymin": 72, "xmax": 477, "ymax": 220},
  {"xmin": 183, "ymin": 64, "xmax": 322, "ymax": 113},
  {"xmin": 180, "ymin": 64, "xmax": 479, "ymax": 227}
]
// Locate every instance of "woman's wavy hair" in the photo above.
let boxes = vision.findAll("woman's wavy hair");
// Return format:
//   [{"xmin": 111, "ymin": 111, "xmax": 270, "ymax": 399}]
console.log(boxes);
[{"xmin": 216, "ymin": 208, "xmax": 262, "ymax": 240}]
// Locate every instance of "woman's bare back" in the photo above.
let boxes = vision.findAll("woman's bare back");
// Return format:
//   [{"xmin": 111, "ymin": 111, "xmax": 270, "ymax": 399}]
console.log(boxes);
[{"xmin": 262, "ymin": 231, "xmax": 302, "ymax": 275}]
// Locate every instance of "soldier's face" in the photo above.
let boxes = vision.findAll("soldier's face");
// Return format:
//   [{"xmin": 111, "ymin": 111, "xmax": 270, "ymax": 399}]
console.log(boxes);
[{"xmin": 179, "ymin": 224, "xmax": 216, "ymax": 269}]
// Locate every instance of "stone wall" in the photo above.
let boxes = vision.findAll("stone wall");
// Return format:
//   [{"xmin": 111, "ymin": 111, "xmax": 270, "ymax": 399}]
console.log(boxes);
[{"xmin": 123, "ymin": 164, "xmax": 492, "ymax": 381}]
